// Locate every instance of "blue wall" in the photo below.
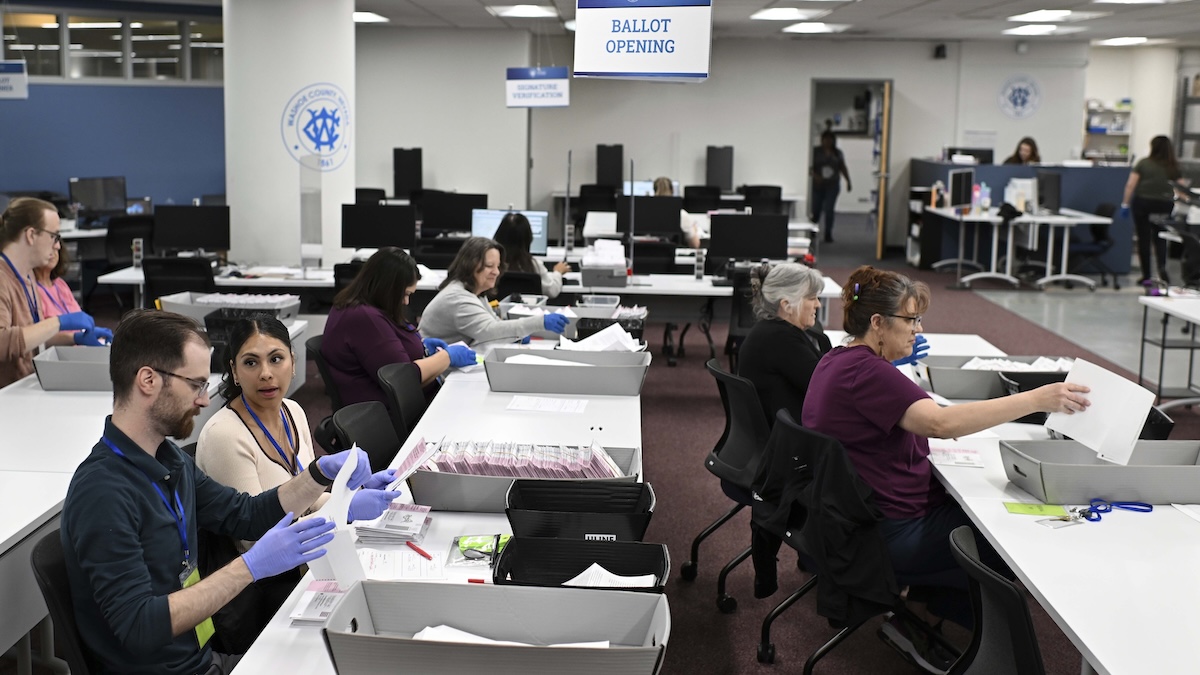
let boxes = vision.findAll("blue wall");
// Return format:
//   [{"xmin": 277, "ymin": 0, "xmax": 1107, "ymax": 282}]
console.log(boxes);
[{"xmin": 0, "ymin": 83, "xmax": 224, "ymax": 206}]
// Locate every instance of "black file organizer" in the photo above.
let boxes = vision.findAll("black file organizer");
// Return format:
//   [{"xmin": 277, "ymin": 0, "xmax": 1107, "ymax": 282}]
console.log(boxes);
[
  {"xmin": 575, "ymin": 317, "xmax": 645, "ymax": 340},
  {"xmin": 505, "ymin": 480, "xmax": 655, "ymax": 542},
  {"xmin": 1000, "ymin": 371, "xmax": 1175, "ymax": 438},
  {"xmin": 492, "ymin": 537, "xmax": 669, "ymax": 593}
]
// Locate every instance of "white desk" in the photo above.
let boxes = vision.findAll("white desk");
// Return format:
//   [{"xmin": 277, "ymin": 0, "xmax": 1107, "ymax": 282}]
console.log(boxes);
[
  {"xmin": 934, "ymin": 428, "xmax": 1200, "ymax": 675},
  {"xmin": 824, "ymin": 331, "xmax": 1006, "ymax": 358},
  {"xmin": 59, "ymin": 228, "xmax": 106, "ymax": 241}
]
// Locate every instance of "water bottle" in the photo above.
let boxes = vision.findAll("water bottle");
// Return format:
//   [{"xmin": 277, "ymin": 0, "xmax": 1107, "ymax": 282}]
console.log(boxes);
[
  {"xmin": 694, "ymin": 248, "xmax": 705, "ymax": 280},
  {"xmin": 132, "ymin": 238, "xmax": 144, "ymax": 268}
]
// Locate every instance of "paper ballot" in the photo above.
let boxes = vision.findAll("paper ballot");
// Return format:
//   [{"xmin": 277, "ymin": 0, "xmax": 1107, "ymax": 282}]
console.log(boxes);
[
  {"xmin": 308, "ymin": 444, "xmax": 366, "ymax": 587},
  {"xmin": 1044, "ymin": 359, "xmax": 1154, "ymax": 466}
]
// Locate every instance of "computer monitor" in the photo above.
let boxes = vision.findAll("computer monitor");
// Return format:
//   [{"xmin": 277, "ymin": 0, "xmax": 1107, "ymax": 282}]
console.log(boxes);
[
  {"xmin": 126, "ymin": 197, "xmax": 153, "ymax": 215},
  {"xmin": 947, "ymin": 169, "xmax": 974, "ymax": 209},
  {"xmin": 707, "ymin": 145, "xmax": 734, "ymax": 193},
  {"xmin": 615, "ymin": 196, "xmax": 684, "ymax": 236},
  {"xmin": 471, "ymin": 209, "xmax": 549, "ymax": 255},
  {"xmin": 154, "ymin": 205, "xmax": 231, "ymax": 251},
  {"xmin": 341, "ymin": 204, "xmax": 417, "ymax": 249},
  {"xmin": 708, "ymin": 214, "xmax": 789, "ymax": 260},
  {"xmin": 946, "ymin": 147, "xmax": 994, "ymax": 165},
  {"xmin": 622, "ymin": 180, "xmax": 679, "ymax": 197},
  {"xmin": 1037, "ymin": 170, "xmax": 1062, "ymax": 214},
  {"xmin": 420, "ymin": 192, "xmax": 487, "ymax": 235},
  {"xmin": 68, "ymin": 176, "xmax": 127, "ymax": 217}
]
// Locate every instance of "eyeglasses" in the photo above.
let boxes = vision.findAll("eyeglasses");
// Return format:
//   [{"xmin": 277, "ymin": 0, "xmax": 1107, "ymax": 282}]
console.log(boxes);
[
  {"xmin": 153, "ymin": 368, "xmax": 210, "ymax": 398},
  {"xmin": 887, "ymin": 314, "xmax": 923, "ymax": 326},
  {"xmin": 35, "ymin": 228, "xmax": 62, "ymax": 245}
]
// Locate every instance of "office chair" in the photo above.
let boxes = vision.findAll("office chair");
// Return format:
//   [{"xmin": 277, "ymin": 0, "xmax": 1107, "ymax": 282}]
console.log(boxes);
[
  {"xmin": 1067, "ymin": 203, "xmax": 1119, "ymax": 289},
  {"xmin": 329, "ymin": 401, "xmax": 401, "ymax": 473},
  {"xmin": 332, "ymin": 261, "xmax": 365, "ymax": 295},
  {"xmin": 496, "ymin": 271, "xmax": 543, "ymax": 299},
  {"xmin": 678, "ymin": 359, "xmax": 773, "ymax": 614},
  {"xmin": 724, "ymin": 267, "xmax": 757, "ymax": 371},
  {"xmin": 631, "ymin": 241, "xmax": 678, "ymax": 275},
  {"xmin": 355, "ymin": 188, "xmax": 387, "ymax": 204},
  {"xmin": 306, "ymin": 335, "xmax": 343, "ymax": 412},
  {"xmin": 945, "ymin": 526, "xmax": 1046, "ymax": 675},
  {"xmin": 683, "ymin": 185, "xmax": 722, "ymax": 213},
  {"xmin": 141, "ymin": 256, "xmax": 216, "ymax": 306},
  {"xmin": 376, "ymin": 363, "xmax": 428, "ymax": 443},
  {"xmin": 85, "ymin": 214, "xmax": 155, "ymax": 310},
  {"xmin": 31, "ymin": 530, "xmax": 95, "ymax": 675},
  {"xmin": 753, "ymin": 410, "xmax": 957, "ymax": 671},
  {"xmin": 742, "ymin": 185, "xmax": 784, "ymax": 216},
  {"xmin": 412, "ymin": 238, "xmax": 465, "ymax": 269}
]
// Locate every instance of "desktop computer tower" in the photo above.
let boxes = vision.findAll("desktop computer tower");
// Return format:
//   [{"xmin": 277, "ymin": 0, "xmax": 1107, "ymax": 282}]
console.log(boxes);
[
  {"xmin": 707, "ymin": 146, "xmax": 734, "ymax": 193},
  {"xmin": 393, "ymin": 148, "xmax": 423, "ymax": 199},
  {"xmin": 596, "ymin": 144, "xmax": 623, "ymax": 189}
]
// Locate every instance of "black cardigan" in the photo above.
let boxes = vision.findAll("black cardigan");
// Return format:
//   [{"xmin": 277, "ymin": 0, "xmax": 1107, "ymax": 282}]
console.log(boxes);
[{"xmin": 737, "ymin": 318, "xmax": 832, "ymax": 426}]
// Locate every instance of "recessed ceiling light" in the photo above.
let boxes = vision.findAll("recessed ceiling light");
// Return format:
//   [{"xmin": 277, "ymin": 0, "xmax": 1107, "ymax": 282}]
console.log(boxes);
[
  {"xmin": 1002, "ymin": 24, "xmax": 1060, "ymax": 35},
  {"xmin": 353, "ymin": 12, "xmax": 389, "ymax": 23},
  {"xmin": 751, "ymin": 8, "xmax": 829, "ymax": 21},
  {"xmin": 563, "ymin": 20, "xmax": 576, "ymax": 31},
  {"xmin": 1093, "ymin": 0, "xmax": 1188, "ymax": 4},
  {"xmin": 782, "ymin": 22, "xmax": 850, "ymax": 34},
  {"xmin": 1094, "ymin": 36, "xmax": 1149, "ymax": 45},
  {"xmin": 1009, "ymin": 9, "xmax": 1073, "ymax": 21},
  {"xmin": 487, "ymin": 5, "xmax": 560, "ymax": 19},
  {"xmin": 42, "ymin": 22, "xmax": 139, "ymax": 29}
]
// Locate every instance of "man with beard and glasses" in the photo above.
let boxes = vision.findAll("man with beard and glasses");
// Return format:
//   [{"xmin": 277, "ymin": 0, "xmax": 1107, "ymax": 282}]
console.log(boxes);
[{"xmin": 60, "ymin": 310, "xmax": 384, "ymax": 675}]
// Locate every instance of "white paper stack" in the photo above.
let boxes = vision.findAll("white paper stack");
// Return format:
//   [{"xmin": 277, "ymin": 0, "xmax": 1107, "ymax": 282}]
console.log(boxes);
[
  {"xmin": 561, "ymin": 562, "xmax": 657, "ymax": 589},
  {"xmin": 960, "ymin": 356, "xmax": 1074, "ymax": 372},
  {"xmin": 289, "ymin": 580, "xmax": 347, "ymax": 626},
  {"xmin": 354, "ymin": 502, "xmax": 433, "ymax": 545},
  {"xmin": 583, "ymin": 239, "xmax": 626, "ymax": 266},
  {"xmin": 558, "ymin": 322, "xmax": 643, "ymax": 352},
  {"xmin": 507, "ymin": 305, "xmax": 578, "ymax": 319},
  {"xmin": 424, "ymin": 439, "xmax": 624, "ymax": 479},
  {"xmin": 194, "ymin": 292, "xmax": 300, "ymax": 305}
]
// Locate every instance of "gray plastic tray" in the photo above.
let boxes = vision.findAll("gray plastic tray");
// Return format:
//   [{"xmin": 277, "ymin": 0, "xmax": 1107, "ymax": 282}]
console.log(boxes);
[
  {"xmin": 1000, "ymin": 439, "xmax": 1200, "ymax": 504},
  {"xmin": 921, "ymin": 356, "xmax": 1066, "ymax": 400},
  {"xmin": 485, "ymin": 347, "xmax": 650, "ymax": 396},
  {"xmin": 157, "ymin": 291, "xmax": 300, "ymax": 325},
  {"xmin": 33, "ymin": 346, "xmax": 112, "ymax": 391}
]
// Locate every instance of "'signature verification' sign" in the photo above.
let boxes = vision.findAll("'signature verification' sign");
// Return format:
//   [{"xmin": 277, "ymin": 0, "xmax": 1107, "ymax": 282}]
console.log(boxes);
[{"xmin": 573, "ymin": 0, "xmax": 712, "ymax": 82}]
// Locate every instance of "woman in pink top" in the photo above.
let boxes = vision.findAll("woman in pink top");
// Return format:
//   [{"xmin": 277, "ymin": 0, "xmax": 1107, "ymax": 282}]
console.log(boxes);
[{"xmin": 34, "ymin": 246, "xmax": 82, "ymax": 323}]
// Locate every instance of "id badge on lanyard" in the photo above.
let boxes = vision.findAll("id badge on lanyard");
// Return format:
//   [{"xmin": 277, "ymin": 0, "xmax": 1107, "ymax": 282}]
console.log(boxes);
[{"xmin": 179, "ymin": 562, "xmax": 215, "ymax": 648}]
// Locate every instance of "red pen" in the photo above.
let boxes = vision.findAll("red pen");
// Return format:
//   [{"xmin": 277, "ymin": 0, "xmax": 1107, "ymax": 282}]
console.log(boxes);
[
  {"xmin": 468, "ymin": 578, "xmax": 487, "ymax": 584},
  {"xmin": 406, "ymin": 541, "xmax": 433, "ymax": 560}
]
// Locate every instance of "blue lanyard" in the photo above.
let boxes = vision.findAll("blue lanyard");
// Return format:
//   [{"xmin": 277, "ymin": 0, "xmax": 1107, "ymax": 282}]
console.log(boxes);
[
  {"xmin": 36, "ymin": 281, "xmax": 69, "ymax": 315},
  {"xmin": 101, "ymin": 436, "xmax": 190, "ymax": 564},
  {"xmin": 240, "ymin": 395, "xmax": 300, "ymax": 475},
  {"xmin": 1, "ymin": 252, "xmax": 39, "ymax": 323}
]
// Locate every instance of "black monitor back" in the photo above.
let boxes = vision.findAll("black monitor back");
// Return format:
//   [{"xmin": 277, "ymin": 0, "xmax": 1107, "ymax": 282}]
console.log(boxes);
[
  {"xmin": 706, "ymin": 146, "xmax": 734, "ymax": 193},
  {"xmin": 420, "ymin": 192, "xmax": 487, "ymax": 235},
  {"xmin": 342, "ymin": 204, "xmax": 416, "ymax": 249},
  {"xmin": 709, "ymin": 214, "xmax": 788, "ymax": 260},
  {"xmin": 393, "ymin": 148, "xmax": 422, "ymax": 199},
  {"xmin": 69, "ymin": 176, "xmax": 127, "ymax": 217},
  {"xmin": 154, "ymin": 205, "xmax": 231, "ymax": 251},
  {"xmin": 616, "ymin": 196, "xmax": 683, "ymax": 236},
  {"xmin": 1037, "ymin": 171, "xmax": 1061, "ymax": 214},
  {"xmin": 596, "ymin": 144, "xmax": 623, "ymax": 189}
]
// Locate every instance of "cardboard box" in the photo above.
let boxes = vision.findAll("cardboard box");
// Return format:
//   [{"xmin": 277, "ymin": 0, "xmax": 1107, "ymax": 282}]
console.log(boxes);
[
  {"xmin": 323, "ymin": 581, "xmax": 670, "ymax": 675},
  {"xmin": 33, "ymin": 346, "xmax": 111, "ymax": 391},
  {"xmin": 157, "ymin": 291, "xmax": 299, "ymax": 325},
  {"xmin": 485, "ymin": 347, "xmax": 650, "ymax": 396},
  {"xmin": 919, "ymin": 356, "xmax": 1066, "ymax": 400},
  {"xmin": 1000, "ymin": 440, "xmax": 1200, "ymax": 504},
  {"xmin": 409, "ymin": 446, "xmax": 642, "ymax": 513}
]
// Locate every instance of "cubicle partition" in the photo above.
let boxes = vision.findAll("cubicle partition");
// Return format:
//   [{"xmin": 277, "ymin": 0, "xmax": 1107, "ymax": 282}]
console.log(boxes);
[{"xmin": 910, "ymin": 159, "xmax": 1133, "ymax": 275}]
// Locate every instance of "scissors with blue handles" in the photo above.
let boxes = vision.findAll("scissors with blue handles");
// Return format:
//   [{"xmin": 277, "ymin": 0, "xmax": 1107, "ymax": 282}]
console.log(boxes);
[{"xmin": 1069, "ymin": 498, "xmax": 1153, "ymax": 522}]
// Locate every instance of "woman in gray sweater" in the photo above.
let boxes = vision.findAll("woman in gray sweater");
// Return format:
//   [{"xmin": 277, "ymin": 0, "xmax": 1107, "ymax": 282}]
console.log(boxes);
[{"xmin": 419, "ymin": 237, "xmax": 568, "ymax": 345}]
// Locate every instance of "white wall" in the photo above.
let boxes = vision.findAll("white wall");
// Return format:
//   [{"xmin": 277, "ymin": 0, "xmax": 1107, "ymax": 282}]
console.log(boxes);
[
  {"xmin": 1086, "ymin": 46, "xmax": 1179, "ymax": 161},
  {"xmin": 355, "ymin": 27, "xmax": 529, "ymax": 210}
]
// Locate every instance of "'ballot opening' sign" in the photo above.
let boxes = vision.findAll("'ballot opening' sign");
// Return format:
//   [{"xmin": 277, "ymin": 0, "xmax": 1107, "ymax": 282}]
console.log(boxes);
[{"xmin": 573, "ymin": 0, "xmax": 711, "ymax": 82}]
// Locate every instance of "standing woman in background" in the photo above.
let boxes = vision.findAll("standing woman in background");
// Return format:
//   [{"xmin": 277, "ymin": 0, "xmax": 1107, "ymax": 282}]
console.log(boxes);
[
  {"xmin": 1002, "ymin": 137, "xmax": 1041, "ymax": 165},
  {"xmin": 810, "ymin": 131, "xmax": 851, "ymax": 244},
  {"xmin": 1123, "ymin": 135, "xmax": 1183, "ymax": 284},
  {"xmin": 0, "ymin": 197, "xmax": 109, "ymax": 388},
  {"xmin": 492, "ymin": 212, "xmax": 570, "ymax": 298}
]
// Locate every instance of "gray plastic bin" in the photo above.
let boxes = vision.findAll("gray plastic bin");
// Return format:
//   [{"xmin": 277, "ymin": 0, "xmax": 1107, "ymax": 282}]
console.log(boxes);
[
  {"xmin": 323, "ymin": 581, "xmax": 669, "ymax": 675},
  {"xmin": 484, "ymin": 347, "xmax": 650, "ymax": 396},
  {"xmin": 920, "ymin": 356, "xmax": 1069, "ymax": 400},
  {"xmin": 1000, "ymin": 439, "xmax": 1200, "ymax": 504},
  {"xmin": 33, "ymin": 346, "xmax": 112, "ymax": 391},
  {"xmin": 157, "ymin": 291, "xmax": 300, "ymax": 324}
]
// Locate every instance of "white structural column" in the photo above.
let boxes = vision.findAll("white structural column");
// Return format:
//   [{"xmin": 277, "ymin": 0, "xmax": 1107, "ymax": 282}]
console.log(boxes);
[{"xmin": 223, "ymin": 0, "xmax": 355, "ymax": 266}]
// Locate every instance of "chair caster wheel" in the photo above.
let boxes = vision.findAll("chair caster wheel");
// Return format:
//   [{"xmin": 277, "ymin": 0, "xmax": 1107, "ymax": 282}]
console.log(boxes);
[
  {"xmin": 717, "ymin": 594, "xmax": 737, "ymax": 614},
  {"xmin": 757, "ymin": 643, "xmax": 776, "ymax": 664},
  {"xmin": 680, "ymin": 561, "xmax": 698, "ymax": 581}
]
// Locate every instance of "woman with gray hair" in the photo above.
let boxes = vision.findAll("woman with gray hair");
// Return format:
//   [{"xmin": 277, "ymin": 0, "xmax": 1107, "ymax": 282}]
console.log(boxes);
[{"xmin": 737, "ymin": 262, "xmax": 831, "ymax": 426}]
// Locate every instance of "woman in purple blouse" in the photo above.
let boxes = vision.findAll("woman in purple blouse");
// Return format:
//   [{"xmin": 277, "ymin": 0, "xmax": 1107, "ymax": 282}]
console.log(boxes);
[{"xmin": 321, "ymin": 247, "xmax": 473, "ymax": 408}]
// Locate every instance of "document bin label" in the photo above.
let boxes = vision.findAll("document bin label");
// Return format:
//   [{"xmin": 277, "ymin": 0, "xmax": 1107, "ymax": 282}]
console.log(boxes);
[
  {"xmin": 573, "ymin": 0, "xmax": 712, "ymax": 81},
  {"xmin": 506, "ymin": 67, "xmax": 570, "ymax": 108}
]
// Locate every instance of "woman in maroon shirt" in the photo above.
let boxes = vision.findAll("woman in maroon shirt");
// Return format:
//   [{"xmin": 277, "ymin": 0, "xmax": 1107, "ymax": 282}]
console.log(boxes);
[{"xmin": 322, "ymin": 248, "xmax": 473, "ymax": 407}]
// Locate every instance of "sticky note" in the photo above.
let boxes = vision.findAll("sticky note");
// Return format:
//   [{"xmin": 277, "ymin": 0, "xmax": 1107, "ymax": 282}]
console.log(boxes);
[{"xmin": 1004, "ymin": 502, "xmax": 1068, "ymax": 517}]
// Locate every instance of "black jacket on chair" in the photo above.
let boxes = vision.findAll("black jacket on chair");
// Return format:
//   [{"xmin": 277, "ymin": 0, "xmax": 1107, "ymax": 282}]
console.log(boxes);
[{"xmin": 751, "ymin": 410, "xmax": 898, "ymax": 626}]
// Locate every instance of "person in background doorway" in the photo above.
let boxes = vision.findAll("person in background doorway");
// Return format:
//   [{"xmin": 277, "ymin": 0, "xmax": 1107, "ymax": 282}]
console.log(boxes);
[
  {"xmin": 810, "ymin": 131, "xmax": 851, "ymax": 244},
  {"xmin": 654, "ymin": 176, "xmax": 708, "ymax": 248},
  {"xmin": 492, "ymin": 212, "xmax": 570, "ymax": 298},
  {"xmin": 1123, "ymin": 135, "xmax": 1186, "ymax": 284},
  {"xmin": 1003, "ymin": 137, "xmax": 1041, "ymax": 165}
]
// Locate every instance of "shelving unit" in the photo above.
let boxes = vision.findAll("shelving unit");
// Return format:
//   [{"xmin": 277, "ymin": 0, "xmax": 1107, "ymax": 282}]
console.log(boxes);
[
  {"xmin": 1083, "ymin": 102, "xmax": 1133, "ymax": 165},
  {"xmin": 1176, "ymin": 76, "xmax": 1200, "ymax": 160}
]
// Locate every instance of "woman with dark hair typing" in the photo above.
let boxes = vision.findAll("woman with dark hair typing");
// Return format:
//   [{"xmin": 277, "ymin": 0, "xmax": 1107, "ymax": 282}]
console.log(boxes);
[
  {"xmin": 801, "ymin": 266, "xmax": 1089, "ymax": 668},
  {"xmin": 492, "ymin": 212, "xmax": 569, "ymax": 299},
  {"xmin": 419, "ymin": 236, "xmax": 569, "ymax": 345},
  {"xmin": 322, "ymin": 247, "xmax": 474, "ymax": 408}
]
